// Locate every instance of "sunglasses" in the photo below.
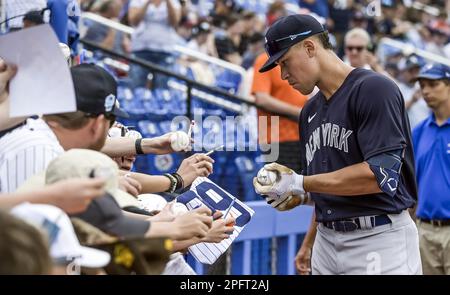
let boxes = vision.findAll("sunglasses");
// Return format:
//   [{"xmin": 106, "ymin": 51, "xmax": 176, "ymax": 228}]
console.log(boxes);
[
  {"xmin": 85, "ymin": 113, "xmax": 116, "ymax": 128},
  {"xmin": 345, "ymin": 46, "xmax": 365, "ymax": 52},
  {"xmin": 265, "ymin": 30, "xmax": 312, "ymax": 57}
]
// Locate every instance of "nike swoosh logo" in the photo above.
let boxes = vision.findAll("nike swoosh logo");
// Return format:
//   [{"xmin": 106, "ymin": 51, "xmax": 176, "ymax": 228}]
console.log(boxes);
[{"xmin": 308, "ymin": 113, "xmax": 317, "ymax": 123}]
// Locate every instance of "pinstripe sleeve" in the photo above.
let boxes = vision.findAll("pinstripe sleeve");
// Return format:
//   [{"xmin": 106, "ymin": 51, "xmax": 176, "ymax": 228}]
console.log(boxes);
[{"xmin": 0, "ymin": 144, "xmax": 61, "ymax": 193}]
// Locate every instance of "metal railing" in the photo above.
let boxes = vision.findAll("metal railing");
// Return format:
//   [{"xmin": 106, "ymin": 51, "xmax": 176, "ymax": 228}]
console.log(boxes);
[
  {"xmin": 378, "ymin": 37, "xmax": 450, "ymax": 67},
  {"xmin": 80, "ymin": 39, "xmax": 298, "ymax": 122}
]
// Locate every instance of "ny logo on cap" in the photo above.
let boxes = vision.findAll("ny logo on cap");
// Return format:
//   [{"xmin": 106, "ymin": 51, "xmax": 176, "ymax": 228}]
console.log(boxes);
[{"xmin": 104, "ymin": 94, "xmax": 116, "ymax": 112}]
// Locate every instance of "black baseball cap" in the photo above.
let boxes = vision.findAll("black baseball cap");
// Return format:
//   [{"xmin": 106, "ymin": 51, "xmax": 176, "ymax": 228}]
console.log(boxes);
[
  {"xmin": 259, "ymin": 14, "xmax": 325, "ymax": 73},
  {"xmin": 23, "ymin": 10, "xmax": 45, "ymax": 25},
  {"xmin": 72, "ymin": 193, "xmax": 150, "ymax": 238},
  {"xmin": 71, "ymin": 64, "xmax": 129, "ymax": 118}
]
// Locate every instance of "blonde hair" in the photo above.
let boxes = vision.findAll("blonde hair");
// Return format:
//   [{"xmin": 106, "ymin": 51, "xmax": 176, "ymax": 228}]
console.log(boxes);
[{"xmin": 344, "ymin": 28, "xmax": 371, "ymax": 48}]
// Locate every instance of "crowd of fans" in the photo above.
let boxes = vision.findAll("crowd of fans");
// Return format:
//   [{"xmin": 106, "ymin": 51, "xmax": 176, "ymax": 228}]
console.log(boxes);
[
  {"xmin": 73, "ymin": 0, "xmax": 449, "ymax": 127},
  {"xmin": 0, "ymin": 0, "xmax": 449, "ymax": 275}
]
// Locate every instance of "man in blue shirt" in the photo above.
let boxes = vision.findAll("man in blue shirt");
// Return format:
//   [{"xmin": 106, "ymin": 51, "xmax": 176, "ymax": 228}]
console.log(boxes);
[{"xmin": 412, "ymin": 63, "xmax": 450, "ymax": 275}]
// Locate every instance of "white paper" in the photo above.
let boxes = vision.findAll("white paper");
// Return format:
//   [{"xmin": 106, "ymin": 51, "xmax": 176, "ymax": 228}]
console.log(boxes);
[
  {"xmin": 176, "ymin": 177, "xmax": 255, "ymax": 265},
  {"xmin": 0, "ymin": 25, "xmax": 76, "ymax": 117}
]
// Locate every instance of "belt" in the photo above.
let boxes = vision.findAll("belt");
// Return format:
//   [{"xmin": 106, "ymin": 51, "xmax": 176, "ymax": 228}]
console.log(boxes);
[
  {"xmin": 419, "ymin": 219, "xmax": 450, "ymax": 227},
  {"xmin": 322, "ymin": 215, "xmax": 392, "ymax": 232}
]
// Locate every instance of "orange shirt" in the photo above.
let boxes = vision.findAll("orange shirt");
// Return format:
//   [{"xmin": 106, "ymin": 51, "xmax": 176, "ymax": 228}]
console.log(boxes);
[{"xmin": 251, "ymin": 53, "xmax": 308, "ymax": 144}]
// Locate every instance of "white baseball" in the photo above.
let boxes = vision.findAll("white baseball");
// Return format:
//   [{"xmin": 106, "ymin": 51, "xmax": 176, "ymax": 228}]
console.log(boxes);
[
  {"xmin": 171, "ymin": 202, "xmax": 189, "ymax": 216},
  {"xmin": 256, "ymin": 168, "xmax": 278, "ymax": 186},
  {"xmin": 170, "ymin": 131, "xmax": 190, "ymax": 152}
]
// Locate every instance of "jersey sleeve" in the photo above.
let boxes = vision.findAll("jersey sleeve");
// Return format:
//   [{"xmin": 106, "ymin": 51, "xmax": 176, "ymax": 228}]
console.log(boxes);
[{"xmin": 354, "ymin": 74, "xmax": 408, "ymax": 160}]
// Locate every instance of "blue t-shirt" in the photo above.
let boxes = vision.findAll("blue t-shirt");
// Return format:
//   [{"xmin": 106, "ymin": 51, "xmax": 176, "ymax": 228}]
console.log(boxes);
[
  {"xmin": 413, "ymin": 115, "xmax": 450, "ymax": 220},
  {"xmin": 299, "ymin": 68, "xmax": 417, "ymax": 222}
]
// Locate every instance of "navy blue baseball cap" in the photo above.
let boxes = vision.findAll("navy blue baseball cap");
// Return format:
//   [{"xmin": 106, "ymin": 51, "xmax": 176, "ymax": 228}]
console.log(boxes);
[
  {"xmin": 414, "ymin": 63, "xmax": 450, "ymax": 81},
  {"xmin": 71, "ymin": 64, "xmax": 129, "ymax": 118},
  {"xmin": 259, "ymin": 14, "xmax": 325, "ymax": 73}
]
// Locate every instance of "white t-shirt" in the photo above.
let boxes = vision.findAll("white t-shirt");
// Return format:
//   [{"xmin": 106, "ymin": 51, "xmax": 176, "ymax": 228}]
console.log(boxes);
[
  {"xmin": 0, "ymin": 118, "xmax": 64, "ymax": 193},
  {"xmin": 129, "ymin": 0, "xmax": 183, "ymax": 52}
]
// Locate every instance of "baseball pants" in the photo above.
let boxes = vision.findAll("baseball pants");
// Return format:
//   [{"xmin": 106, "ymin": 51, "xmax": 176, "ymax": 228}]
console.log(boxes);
[{"xmin": 312, "ymin": 210, "xmax": 422, "ymax": 275}]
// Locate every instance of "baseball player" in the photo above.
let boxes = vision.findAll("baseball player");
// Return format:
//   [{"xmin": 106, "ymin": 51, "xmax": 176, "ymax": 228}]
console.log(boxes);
[{"xmin": 253, "ymin": 14, "xmax": 422, "ymax": 275}]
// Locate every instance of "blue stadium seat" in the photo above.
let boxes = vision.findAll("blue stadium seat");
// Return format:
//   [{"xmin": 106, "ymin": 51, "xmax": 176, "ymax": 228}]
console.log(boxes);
[
  {"xmin": 214, "ymin": 69, "xmax": 242, "ymax": 94},
  {"xmin": 167, "ymin": 89, "xmax": 188, "ymax": 116}
]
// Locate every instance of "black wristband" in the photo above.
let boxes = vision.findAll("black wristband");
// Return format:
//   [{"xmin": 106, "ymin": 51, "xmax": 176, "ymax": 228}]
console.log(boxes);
[
  {"xmin": 135, "ymin": 138, "xmax": 144, "ymax": 155},
  {"xmin": 172, "ymin": 172, "xmax": 184, "ymax": 190},
  {"xmin": 163, "ymin": 173, "xmax": 177, "ymax": 193}
]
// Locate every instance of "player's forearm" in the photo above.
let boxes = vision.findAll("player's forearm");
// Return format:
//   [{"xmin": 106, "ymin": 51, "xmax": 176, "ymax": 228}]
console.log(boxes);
[
  {"xmin": 101, "ymin": 137, "xmax": 164, "ymax": 157},
  {"xmin": 126, "ymin": 171, "xmax": 171, "ymax": 193},
  {"xmin": 303, "ymin": 162, "xmax": 381, "ymax": 196},
  {"xmin": 302, "ymin": 211, "xmax": 317, "ymax": 248}
]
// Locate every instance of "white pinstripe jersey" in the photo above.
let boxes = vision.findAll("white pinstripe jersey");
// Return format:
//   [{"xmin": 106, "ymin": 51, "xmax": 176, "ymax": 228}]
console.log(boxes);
[
  {"xmin": 3, "ymin": 0, "xmax": 47, "ymax": 29},
  {"xmin": 0, "ymin": 118, "xmax": 64, "ymax": 193}
]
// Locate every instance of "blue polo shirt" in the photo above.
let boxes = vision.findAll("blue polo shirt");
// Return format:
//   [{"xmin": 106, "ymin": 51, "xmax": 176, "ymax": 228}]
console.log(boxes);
[{"xmin": 412, "ymin": 115, "xmax": 450, "ymax": 220}]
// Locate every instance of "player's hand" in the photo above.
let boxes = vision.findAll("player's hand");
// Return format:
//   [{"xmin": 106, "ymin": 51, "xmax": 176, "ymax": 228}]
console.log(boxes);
[
  {"xmin": 177, "ymin": 153, "xmax": 214, "ymax": 186},
  {"xmin": 253, "ymin": 163, "xmax": 308, "ymax": 211},
  {"xmin": 295, "ymin": 244, "xmax": 312, "ymax": 275},
  {"xmin": 46, "ymin": 178, "xmax": 106, "ymax": 214}
]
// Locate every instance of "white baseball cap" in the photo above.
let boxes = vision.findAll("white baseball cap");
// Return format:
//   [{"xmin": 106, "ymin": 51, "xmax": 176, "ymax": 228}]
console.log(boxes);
[
  {"xmin": 16, "ymin": 149, "xmax": 141, "ymax": 209},
  {"xmin": 11, "ymin": 203, "xmax": 111, "ymax": 269}
]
